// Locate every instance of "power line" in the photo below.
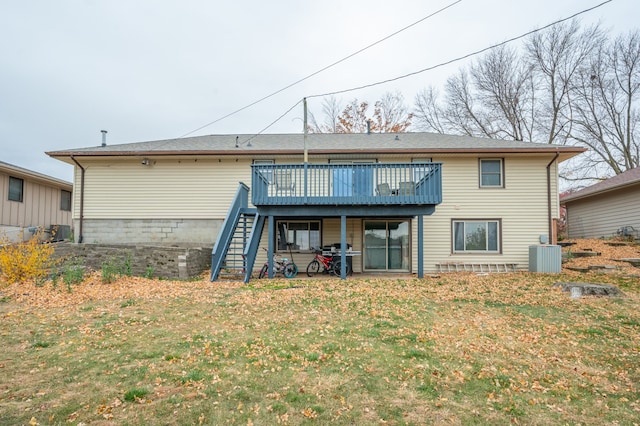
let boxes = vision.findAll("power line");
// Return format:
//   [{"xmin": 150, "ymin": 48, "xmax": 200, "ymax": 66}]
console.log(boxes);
[
  {"xmin": 307, "ymin": 0, "xmax": 613, "ymax": 99},
  {"xmin": 204, "ymin": 0, "xmax": 613, "ymax": 145},
  {"xmin": 178, "ymin": 0, "xmax": 463, "ymax": 138},
  {"xmin": 239, "ymin": 99, "xmax": 303, "ymax": 146}
]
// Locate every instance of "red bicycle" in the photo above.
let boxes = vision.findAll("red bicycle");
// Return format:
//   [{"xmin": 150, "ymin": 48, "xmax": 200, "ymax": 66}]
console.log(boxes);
[{"xmin": 306, "ymin": 247, "xmax": 351, "ymax": 277}]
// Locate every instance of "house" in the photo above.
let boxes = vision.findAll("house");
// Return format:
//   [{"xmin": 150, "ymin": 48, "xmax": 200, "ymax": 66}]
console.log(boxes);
[
  {"xmin": 0, "ymin": 161, "xmax": 73, "ymax": 242},
  {"xmin": 561, "ymin": 167, "xmax": 640, "ymax": 239},
  {"xmin": 46, "ymin": 132, "xmax": 584, "ymax": 280}
]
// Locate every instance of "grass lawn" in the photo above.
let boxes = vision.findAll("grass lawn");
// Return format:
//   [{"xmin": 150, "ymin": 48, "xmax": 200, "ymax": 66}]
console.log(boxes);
[{"xmin": 1, "ymin": 271, "xmax": 639, "ymax": 425}]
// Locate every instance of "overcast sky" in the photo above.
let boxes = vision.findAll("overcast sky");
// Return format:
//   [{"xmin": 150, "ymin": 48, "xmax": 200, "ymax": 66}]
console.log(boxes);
[{"xmin": 1, "ymin": 0, "xmax": 635, "ymax": 182}]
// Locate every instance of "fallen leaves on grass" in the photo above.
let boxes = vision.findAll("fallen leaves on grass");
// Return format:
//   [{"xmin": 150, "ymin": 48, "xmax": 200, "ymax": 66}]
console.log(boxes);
[
  {"xmin": 1, "ymin": 255, "xmax": 639, "ymax": 426},
  {"xmin": 2, "ymin": 271, "xmax": 243, "ymax": 308},
  {"xmin": 0, "ymin": 239, "xmax": 635, "ymax": 310},
  {"xmin": 562, "ymin": 238, "xmax": 640, "ymax": 273}
]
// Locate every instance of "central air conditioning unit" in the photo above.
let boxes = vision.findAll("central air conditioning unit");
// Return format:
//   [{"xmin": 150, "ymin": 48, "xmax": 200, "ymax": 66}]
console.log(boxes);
[
  {"xmin": 529, "ymin": 245, "xmax": 562, "ymax": 273},
  {"xmin": 49, "ymin": 225, "xmax": 71, "ymax": 242}
]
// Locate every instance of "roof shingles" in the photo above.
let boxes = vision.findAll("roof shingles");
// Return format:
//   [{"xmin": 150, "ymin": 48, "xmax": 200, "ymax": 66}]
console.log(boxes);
[
  {"xmin": 561, "ymin": 167, "xmax": 640, "ymax": 203},
  {"xmin": 46, "ymin": 132, "xmax": 585, "ymax": 158}
]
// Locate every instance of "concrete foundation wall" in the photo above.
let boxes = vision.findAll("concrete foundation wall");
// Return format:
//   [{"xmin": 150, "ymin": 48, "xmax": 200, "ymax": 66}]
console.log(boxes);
[
  {"xmin": 52, "ymin": 242, "xmax": 212, "ymax": 280},
  {"xmin": 75, "ymin": 218, "xmax": 222, "ymax": 245}
]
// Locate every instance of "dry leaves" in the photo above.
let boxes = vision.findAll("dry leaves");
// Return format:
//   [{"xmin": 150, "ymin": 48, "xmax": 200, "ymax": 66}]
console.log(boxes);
[
  {"xmin": 1, "ymin": 271, "xmax": 242, "ymax": 308},
  {"xmin": 562, "ymin": 238, "xmax": 640, "ymax": 273},
  {"xmin": 1, "ymin": 239, "xmax": 638, "ymax": 310}
]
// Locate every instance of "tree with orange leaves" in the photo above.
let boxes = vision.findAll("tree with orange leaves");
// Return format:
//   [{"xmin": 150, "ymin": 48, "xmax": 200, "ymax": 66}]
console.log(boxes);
[{"xmin": 309, "ymin": 92, "xmax": 412, "ymax": 133}]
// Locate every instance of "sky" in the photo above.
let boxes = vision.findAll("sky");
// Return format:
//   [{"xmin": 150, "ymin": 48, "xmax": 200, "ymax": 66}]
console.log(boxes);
[{"xmin": 0, "ymin": 0, "xmax": 636, "ymax": 182}]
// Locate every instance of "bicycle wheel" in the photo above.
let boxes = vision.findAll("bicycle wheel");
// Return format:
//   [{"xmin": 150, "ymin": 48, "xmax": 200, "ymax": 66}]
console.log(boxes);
[
  {"xmin": 331, "ymin": 260, "xmax": 341, "ymax": 276},
  {"xmin": 284, "ymin": 262, "xmax": 298, "ymax": 278},
  {"xmin": 331, "ymin": 260, "xmax": 351, "ymax": 276},
  {"xmin": 306, "ymin": 259, "xmax": 321, "ymax": 277},
  {"xmin": 259, "ymin": 264, "xmax": 268, "ymax": 279}
]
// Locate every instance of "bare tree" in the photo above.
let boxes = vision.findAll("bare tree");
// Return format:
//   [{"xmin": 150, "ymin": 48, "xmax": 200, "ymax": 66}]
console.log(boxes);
[
  {"xmin": 569, "ymin": 30, "xmax": 640, "ymax": 179},
  {"xmin": 414, "ymin": 46, "xmax": 533, "ymax": 141},
  {"xmin": 413, "ymin": 86, "xmax": 446, "ymax": 133},
  {"xmin": 470, "ymin": 45, "xmax": 534, "ymax": 141},
  {"xmin": 525, "ymin": 20, "xmax": 605, "ymax": 145},
  {"xmin": 308, "ymin": 96, "xmax": 342, "ymax": 133},
  {"xmin": 412, "ymin": 19, "xmax": 640, "ymax": 184}
]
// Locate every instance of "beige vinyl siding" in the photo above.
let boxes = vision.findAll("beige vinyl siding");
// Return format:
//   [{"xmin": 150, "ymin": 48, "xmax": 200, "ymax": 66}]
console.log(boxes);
[
  {"xmin": 566, "ymin": 186, "xmax": 640, "ymax": 238},
  {"xmin": 0, "ymin": 172, "xmax": 71, "ymax": 229},
  {"xmin": 71, "ymin": 153, "xmax": 560, "ymax": 270},
  {"xmin": 75, "ymin": 158, "xmax": 252, "ymax": 219},
  {"xmin": 414, "ymin": 155, "xmax": 557, "ymax": 271}
]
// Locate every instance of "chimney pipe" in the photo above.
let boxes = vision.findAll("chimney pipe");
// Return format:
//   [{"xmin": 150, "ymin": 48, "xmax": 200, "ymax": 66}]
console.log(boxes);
[
  {"xmin": 101, "ymin": 130, "xmax": 107, "ymax": 147},
  {"xmin": 366, "ymin": 120, "xmax": 371, "ymax": 135}
]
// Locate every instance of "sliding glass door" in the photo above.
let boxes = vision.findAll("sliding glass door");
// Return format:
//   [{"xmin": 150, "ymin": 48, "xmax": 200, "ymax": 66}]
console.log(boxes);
[{"xmin": 364, "ymin": 220, "xmax": 410, "ymax": 271}]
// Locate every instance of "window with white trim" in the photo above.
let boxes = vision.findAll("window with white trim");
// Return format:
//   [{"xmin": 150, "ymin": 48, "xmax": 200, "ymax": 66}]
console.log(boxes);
[
  {"xmin": 453, "ymin": 220, "xmax": 500, "ymax": 253},
  {"xmin": 253, "ymin": 159, "xmax": 275, "ymax": 183},
  {"xmin": 479, "ymin": 159, "xmax": 503, "ymax": 187},
  {"xmin": 276, "ymin": 220, "xmax": 321, "ymax": 252},
  {"xmin": 412, "ymin": 158, "xmax": 433, "ymax": 182}
]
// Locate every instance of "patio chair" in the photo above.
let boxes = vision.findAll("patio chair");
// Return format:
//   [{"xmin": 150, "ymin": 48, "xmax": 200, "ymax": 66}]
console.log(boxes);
[
  {"xmin": 376, "ymin": 183, "xmax": 391, "ymax": 196},
  {"xmin": 274, "ymin": 169, "xmax": 295, "ymax": 195},
  {"xmin": 398, "ymin": 181, "xmax": 415, "ymax": 196}
]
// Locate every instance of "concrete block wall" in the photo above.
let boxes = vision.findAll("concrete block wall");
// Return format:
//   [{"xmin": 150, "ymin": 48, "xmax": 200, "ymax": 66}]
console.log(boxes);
[
  {"xmin": 75, "ymin": 219, "xmax": 222, "ymax": 245},
  {"xmin": 52, "ymin": 242, "xmax": 212, "ymax": 280}
]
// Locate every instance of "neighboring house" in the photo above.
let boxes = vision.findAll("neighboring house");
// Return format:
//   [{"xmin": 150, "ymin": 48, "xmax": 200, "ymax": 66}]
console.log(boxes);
[
  {"xmin": 46, "ymin": 132, "xmax": 583, "ymax": 280},
  {"xmin": 560, "ymin": 167, "xmax": 640, "ymax": 239},
  {"xmin": 0, "ymin": 161, "xmax": 73, "ymax": 242}
]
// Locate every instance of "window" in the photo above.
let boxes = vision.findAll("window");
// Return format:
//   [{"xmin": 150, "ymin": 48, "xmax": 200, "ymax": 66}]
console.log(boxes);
[
  {"xmin": 8, "ymin": 176, "xmax": 23, "ymax": 202},
  {"xmin": 479, "ymin": 159, "xmax": 503, "ymax": 187},
  {"xmin": 412, "ymin": 158, "xmax": 433, "ymax": 181},
  {"xmin": 453, "ymin": 220, "xmax": 500, "ymax": 253},
  {"xmin": 276, "ymin": 221, "xmax": 321, "ymax": 252},
  {"xmin": 61, "ymin": 190, "xmax": 72, "ymax": 211},
  {"xmin": 253, "ymin": 159, "xmax": 275, "ymax": 183}
]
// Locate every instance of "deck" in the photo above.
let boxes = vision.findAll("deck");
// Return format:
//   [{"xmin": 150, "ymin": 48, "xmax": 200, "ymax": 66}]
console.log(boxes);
[{"xmin": 251, "ymin": 162, "xmax": 442, "ymax": 209}]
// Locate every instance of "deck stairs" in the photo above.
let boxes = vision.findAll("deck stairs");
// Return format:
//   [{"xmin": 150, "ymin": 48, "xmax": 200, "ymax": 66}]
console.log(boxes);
[{"xmin": 210, "ymin": 183, "xmax": 264, "ymax": 282}]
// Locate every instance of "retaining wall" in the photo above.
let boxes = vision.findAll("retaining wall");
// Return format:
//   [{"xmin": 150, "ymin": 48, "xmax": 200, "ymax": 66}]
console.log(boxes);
[{"xmin": 52, "ymin": 242, "xmax": 212, "ymax": 280}]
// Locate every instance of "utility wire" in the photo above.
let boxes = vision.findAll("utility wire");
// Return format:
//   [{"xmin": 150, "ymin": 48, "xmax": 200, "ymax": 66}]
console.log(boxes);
[
  {"xmin": 178, "ymin": 0, "xmax": 463, "ymax": 138},
  {"xmin": 308, "ymin": 0, "xmax": 613, "ymax": 99},
  {"xmin": 239, "ymin": 99, "xmax": 303, "ymax": 146},
  {"xmin": 196, "ymin": 0, "xmax": 612, "ymax": 146}
]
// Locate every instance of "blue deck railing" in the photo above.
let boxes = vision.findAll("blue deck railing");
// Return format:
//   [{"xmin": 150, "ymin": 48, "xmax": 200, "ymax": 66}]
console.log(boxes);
[{"xmin": 251, "ymin": 162, "xmax": 442, "ymax": 206}]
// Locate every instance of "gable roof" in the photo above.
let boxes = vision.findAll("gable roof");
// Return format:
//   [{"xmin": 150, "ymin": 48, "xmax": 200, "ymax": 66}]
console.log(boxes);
[
  {"xmin": 46, "ymin": 132, "xmax": 585, "ymax": 163},
  {"xmin": 0, "ymin": 160, "xmax": 72, "ymax": 190},
  {"xmin": 561, "ymin": 167, "xmax": 640, "ymax": 203}
]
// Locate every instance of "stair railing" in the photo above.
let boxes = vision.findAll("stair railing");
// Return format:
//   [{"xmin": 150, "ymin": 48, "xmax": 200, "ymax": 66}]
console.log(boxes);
[{"xmin": 210, "ymin": 182, "xmax": 249, "ymax": 281}]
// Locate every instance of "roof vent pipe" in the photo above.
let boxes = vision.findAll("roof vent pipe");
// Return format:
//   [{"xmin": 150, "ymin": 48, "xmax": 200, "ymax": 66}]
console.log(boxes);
[
  {"xmin": 101, "ymin": 130, "xmax": 108, "ymax": 147},
  {"xmin": 366, "ymin": 120, "xmax": 371, "ymax": 135}
]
